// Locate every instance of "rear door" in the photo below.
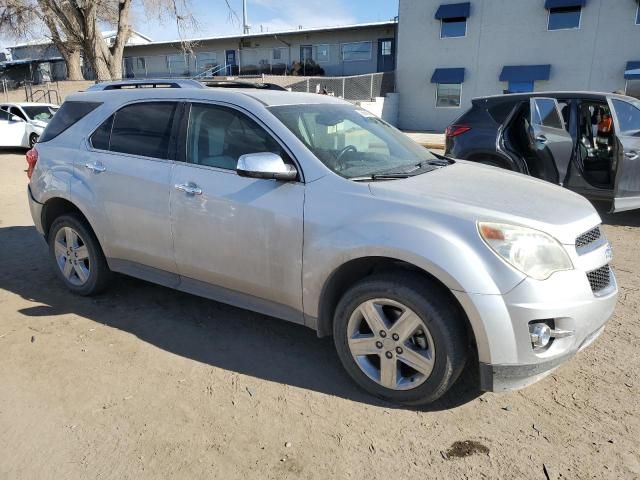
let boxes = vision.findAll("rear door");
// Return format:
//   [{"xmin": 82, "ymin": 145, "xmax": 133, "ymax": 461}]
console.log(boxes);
[
  {"xmin": 529, "ymin": 97, "xmax": 574, "ymax": 185},
  {"xmin": 77, "ymin": 100, "xmax": 181, "ymax": 274},
  {"xmin": 610, "ymin": 97, "xmax": 640, "ymax": 212}
]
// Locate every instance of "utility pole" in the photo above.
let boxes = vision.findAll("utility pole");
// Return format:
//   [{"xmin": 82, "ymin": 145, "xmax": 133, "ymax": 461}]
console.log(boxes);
[{"xmin": 243, "ymin": 0, "xmax": 250, "ymax": 34}]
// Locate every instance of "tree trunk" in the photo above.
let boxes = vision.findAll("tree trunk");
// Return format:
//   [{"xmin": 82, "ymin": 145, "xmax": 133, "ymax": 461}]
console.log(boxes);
[
  {"xmin": 63, "ymin": 49, "xmax": 83, "ymax": 81},
  {"xmin": 109, "ymin": 50, "xmax": 124, "ymax": 80}
]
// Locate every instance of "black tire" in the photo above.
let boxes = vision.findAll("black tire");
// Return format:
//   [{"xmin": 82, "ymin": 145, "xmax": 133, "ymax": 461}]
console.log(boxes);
[
  {"xmin": 29, "ymin": 133, "xmax": 39, "ymax": 149},
  {"xmin": 48, "ymin": 213, "xmax": 111, "ymax": 295},
  {"xmin": 333, "ymin": 272, "xmax": 468, "ymax": 406}
]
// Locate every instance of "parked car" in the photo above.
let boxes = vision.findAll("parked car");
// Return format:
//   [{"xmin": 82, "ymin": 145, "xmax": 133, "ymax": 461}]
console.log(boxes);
[
  {"xmin": 445, "ymin": 92, "xmax": 640, "ymax": 213},
  {"xmin": 0, "ymin": 102, "xmax": 59, "ymax": 148},
  {"xmin": 26, "ymin": 84, "xmax": 617, "ymax": 405}
]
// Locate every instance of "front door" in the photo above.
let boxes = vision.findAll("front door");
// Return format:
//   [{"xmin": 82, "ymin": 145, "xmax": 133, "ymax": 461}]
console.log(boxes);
[
  {"xmin": 75, "ymin": 101, "xmax": 180, "ymax": 275},
  {"xmin": 0, "ymin": 109, "xmax": 27, "ymax": 147},
  {"xmin": 528, "ymin": 97, "xmax": 574, "ymax": 185},
  {"xmin": 610, "ymin": 97, "xmax": 640, "ymax": 212},
  {"xmin": 225, "ymin": 50, "xmax": 236, "ymax": 75},
  {"xmin": 170, "ymin": 102, "xmax": 305, "ymax": 321},
  {"xmin": 377, "ymin": 38, "xmax": 395, "ymax": 72}
]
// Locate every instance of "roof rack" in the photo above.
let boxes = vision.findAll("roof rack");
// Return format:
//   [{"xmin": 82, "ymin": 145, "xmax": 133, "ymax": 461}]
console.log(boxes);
[
  {"xmin": 86, "ymin": 79, "xmax": 205, "ymax": 91},
  {"xmin": 203, "ymin": 80, "xmax": 287, "ymax": 91}
]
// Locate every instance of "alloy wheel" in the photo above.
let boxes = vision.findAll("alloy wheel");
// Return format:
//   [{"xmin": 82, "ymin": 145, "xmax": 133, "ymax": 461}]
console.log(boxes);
[
  {"xmin": 346, "ymin": 298, "xmax": 436, "ymax": 391},
  {"xmin": 54, "ymin": 227, "xmax": 91, "ymax": 286}
]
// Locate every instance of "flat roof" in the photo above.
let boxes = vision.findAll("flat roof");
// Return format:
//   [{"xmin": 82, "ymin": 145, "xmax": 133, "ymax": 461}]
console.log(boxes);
[{"xmin": 129, "ymin": 20, "xmax": 398, "ymax": 48}]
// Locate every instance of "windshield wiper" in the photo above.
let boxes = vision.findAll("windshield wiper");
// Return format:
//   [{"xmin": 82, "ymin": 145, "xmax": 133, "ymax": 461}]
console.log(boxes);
[{"xmin": 351, "ymin": 173, "xmax": 412, "ymax": 182}]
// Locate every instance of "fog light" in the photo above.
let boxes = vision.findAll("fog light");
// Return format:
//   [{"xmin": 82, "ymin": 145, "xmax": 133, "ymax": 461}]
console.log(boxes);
[{"xmin": 530, "ymin": 323, "xmax": 552, "ymax": 348}]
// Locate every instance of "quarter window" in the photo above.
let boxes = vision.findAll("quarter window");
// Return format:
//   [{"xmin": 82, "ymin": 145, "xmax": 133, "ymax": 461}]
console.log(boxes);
[
  {"xmin": 436, "ymin": 83, "xmax": 462, "ymax": 108},
  {"xmin": 109, "ymin": 102, "xmax": 178, "ymax": 159},
  {"xmin": 187, "ymin": 104, "xmax": 288, "ymax": 171},
  {"xmin": 440, "ymin": 17, "xmax": 467, "ymax": 38},
  {"xmin": 532, "ymin": 99, "xmax": 564, "ymax": 129},
  {"xmin": 341, "ymin": 42, "xmax": 372, "ymax": 62},
  {"xmin": 548, "ymin": 7, "xmax": 581, "ymax": 30}
]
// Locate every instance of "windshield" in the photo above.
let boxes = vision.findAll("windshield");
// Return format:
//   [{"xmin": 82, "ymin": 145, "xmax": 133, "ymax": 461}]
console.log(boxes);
[
  {"xmin": 269, "ymin": 104, "xmax": 439, "ymax": 178},
  {"xmin": 22, "ymin": 106, "xmax": 58, "ymax": 123}
]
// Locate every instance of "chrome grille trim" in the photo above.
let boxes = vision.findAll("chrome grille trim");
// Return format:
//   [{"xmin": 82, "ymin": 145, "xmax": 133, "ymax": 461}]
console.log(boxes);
[
  {"xmin": 586, "ymin": 265, "xmax": 611, "ymax": 294},
  {"xmin": 576, "ymin": 227, "xmax": 602, "ymax": 251}
]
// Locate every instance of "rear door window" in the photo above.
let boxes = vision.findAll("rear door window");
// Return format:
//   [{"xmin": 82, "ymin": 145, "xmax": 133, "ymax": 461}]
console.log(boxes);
[
  {"xmin": 532, "ymin": 98, "xmax": 564, "ymax": 129},
  {"xmin": 90, "ymin": 115, "xmax": 114, "ymax": 150},
  {"xmin": 39, "ymin": 101, "xmax": 102, "ymax": 142},
  {"xmin": 109, "ymin": 102, "xmax": 179, "ymax": 159}
]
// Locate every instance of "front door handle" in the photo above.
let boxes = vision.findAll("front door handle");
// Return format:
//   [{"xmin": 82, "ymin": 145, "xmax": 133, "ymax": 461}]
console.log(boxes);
[
  {"xmin": 624, "ymin": 151, "xmax": 639, "ymax": 161},
  {"xmin": 85, "ymin": 162, "xmax": 106, "ymax": 173},
  {"xmin": 535, "ymin": 135, "xmax": 548, "ymax": 145},
  {"xmin": 175, "ymin": 183, "xmax": 203, "ymax": 195}
]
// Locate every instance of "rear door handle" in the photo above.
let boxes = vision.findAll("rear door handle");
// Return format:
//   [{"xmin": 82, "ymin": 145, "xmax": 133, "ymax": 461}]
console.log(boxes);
[
  {"xmin": 624, "ymin": 151, "xmax": 639, "ymax": 160},
  {"xmin": 85, "ymin": 162, "xmax": 106, "ymax": 173},
  {"xmin": 175, "ymin": 183, "xmax": 202, "ymax": 195}
]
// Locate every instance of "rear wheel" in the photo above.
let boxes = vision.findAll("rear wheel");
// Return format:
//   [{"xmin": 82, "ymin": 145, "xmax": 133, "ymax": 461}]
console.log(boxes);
[
  {"xmin": 29, "ymin": 133, "xmax": 39, "ymax": 148},
  {"xmin": 48, "ymin": 214, "xmax": 111, "ymax": 295},
  {"xmin": 333, "ymin": 273, "xmax": 468, "ymax": 406}
]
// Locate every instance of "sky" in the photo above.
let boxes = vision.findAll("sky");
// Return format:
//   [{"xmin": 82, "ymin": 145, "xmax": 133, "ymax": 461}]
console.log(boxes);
[{"xmin": 133, "ymin": 0, "xmax": 398, "ymax": 42}]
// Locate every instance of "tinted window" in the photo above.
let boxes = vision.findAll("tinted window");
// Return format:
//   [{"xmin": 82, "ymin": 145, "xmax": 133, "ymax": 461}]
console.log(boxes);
[
  {"xmin": 0, "ymin": 110, "xmax": 9, "ymax": 121},
  {"xmin": 441, "ymin": 18, "xmax": 466, "ymax": 38},
  {"xmin": 39, "ymin": 101, "xmax": 101, "ymax": 143},
  {"xmin": 187, "ymin": 104, "xmax": 288, "ymax": 170},
  {"xmin": 91, "ymin": 115, "xmax": 114, "ymax": 150},
  {"xmin": 612, "ymin": 99, "xmax": 640, "ymax": 136},
  {"xmin": 488, "ymin": 102, "xmax": 516, "ymax": 124},
  {"xmin": 548, "ymin": 7, "xmax": 581, "ymax": 30},
  {"xmin": 436, "ymin": 83, "xmax": 462, "ymax": 108},
  {"xmin": 533, "ymin": 99, "xmax": 564, "ymax": 129},
  {"xmin": 10, "ymin": 107, "xmax": 26, "ymax": 120},
  {"xmin": 110, "ymin": 102, "xmax": 178, "ymax": 159}
]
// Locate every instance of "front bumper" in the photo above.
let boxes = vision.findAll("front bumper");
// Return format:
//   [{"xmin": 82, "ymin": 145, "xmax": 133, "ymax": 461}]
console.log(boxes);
[{"xmin": 454, "ymin": 239, "xmax": 618, "ymax": 392}]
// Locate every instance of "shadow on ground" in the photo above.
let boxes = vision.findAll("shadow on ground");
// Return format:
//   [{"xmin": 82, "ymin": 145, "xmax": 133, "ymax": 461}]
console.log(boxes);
[
  {"xmin": 0, "ymin": 225, "xmax": 481, "ymax": 411},
  {"xmin": 592, "ymin": 201, "xmax": 640, "ymax": 228}
]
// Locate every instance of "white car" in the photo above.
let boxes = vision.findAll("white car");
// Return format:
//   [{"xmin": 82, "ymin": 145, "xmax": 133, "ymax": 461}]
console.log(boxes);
[{"xmin": 0, "ymin": 102, "xmax": 59, "ymax": 148}]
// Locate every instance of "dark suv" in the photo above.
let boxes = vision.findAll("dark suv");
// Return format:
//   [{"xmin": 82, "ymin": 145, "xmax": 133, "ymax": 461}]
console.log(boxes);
[{"xmin": 445, "ymin": 92, "xmax": 640, "ymax": 212}]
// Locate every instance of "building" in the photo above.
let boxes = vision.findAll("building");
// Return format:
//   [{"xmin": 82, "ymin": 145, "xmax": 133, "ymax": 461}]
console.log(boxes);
[
  {"xmin": 121, "ymin": 21, "xmax": 397, "ymax": 79},
  {"xmin": 396, "ymin": 0, "xmax": 640, "ymax": 131}
]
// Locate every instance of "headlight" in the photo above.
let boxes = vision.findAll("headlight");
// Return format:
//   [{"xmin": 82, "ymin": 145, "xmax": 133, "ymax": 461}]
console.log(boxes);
[{"xmin": 478, "ymin": 222, "xmax": 573, "ymax": 280}]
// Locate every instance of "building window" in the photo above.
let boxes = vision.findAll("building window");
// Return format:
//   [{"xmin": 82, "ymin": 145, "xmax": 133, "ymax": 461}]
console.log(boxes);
[
  {"xmin": 508, "ymin": 81, "xmax": 534, "ymax": 93},
  {"xmin": 381, "ymin": 40, "xmax": 393, "ymax": 56},
  {"xmin": 436, "ymin": 84, "xmax": 462, "ymax": 108},
  {"xmin": 316, "ymin": 44, "xmax": 330, "ymax": 63},
  {"xmin": 341, "ymin": 41, "xmax": 372, "ymax": 62},
  {"xmin": 548, "ymin": 7, "xmax": 582, "ymax": 30},
  {"xmin": 272, "ymin": 48, "xmax": 282, "ymax": 61},
  {"xmin": 195, "ymin": 52, "xmax": 217, "ymax": 74},
  {"xmin": 441, "ymin": 17, "xmax": 467, "ymax": 38}
]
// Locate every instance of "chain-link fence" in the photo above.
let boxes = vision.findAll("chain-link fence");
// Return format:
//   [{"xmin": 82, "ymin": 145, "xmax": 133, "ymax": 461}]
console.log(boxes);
[{"xmin": 238, "ymin": 72, "xmax": 395, "ymax": 103}]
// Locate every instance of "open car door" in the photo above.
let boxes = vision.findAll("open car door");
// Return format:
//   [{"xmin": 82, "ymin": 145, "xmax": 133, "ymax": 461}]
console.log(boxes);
[
  {"xmin": 528, "ymin": 97, "xmax": 574, "ymax": 185},
  {"xmin": 610, "ymin": 97, "xmax": 640, "ymax": 212}
]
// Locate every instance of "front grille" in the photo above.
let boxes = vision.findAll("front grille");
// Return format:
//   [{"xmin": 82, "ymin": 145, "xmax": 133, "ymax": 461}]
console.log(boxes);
[
  {"xmin": 576, "ymin": 227, "xmax": 602, "ymax": 250},
  {"xmin": 587, "ymin": 265, "xmax": 611, "ymax": 294}
]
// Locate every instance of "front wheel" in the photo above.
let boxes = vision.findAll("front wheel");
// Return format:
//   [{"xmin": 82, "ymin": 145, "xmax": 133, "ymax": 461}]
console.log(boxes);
[
  {"xmin": 29, "ymin": 133, "xmax": 39, "ymax": 148},
  {"xmin": 333, "ymin": 273, "xmax": 468, "ymax": 406}
]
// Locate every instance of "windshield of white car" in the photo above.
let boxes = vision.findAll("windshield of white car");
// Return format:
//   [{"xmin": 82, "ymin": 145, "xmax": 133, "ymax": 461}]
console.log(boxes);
[
  {"xmin": 269, "ymin": 104, "xmax": 443, "ymax": 179},
  {"xmin": 22, "ymin": 106, "xmax": 58, "ymax": 123}
]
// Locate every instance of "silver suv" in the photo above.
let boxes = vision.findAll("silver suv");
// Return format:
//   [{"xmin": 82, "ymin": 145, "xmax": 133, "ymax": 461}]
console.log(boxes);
[{"xmin": 26, "ymin": 84, "xmax": 618, "ymax": 405}]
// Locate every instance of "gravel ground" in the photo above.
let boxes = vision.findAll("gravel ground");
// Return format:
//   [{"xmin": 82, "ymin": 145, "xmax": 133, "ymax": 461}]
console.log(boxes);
[{"xmin": 0, "ymin": 150, "xmax": 638, "ymax": 479}]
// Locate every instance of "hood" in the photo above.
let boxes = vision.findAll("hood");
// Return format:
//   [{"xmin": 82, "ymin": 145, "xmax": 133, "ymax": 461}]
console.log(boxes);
[{"xmin": 368, "ymin": 161, "xmax": 601, "ymax": 245}]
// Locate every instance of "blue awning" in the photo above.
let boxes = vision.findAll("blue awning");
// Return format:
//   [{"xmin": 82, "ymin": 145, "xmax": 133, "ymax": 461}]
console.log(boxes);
[
  {"xmin": 545, "ymin": 0, "xmax": 586, "ymax": 9},
  {"xmin": 500, "ymin": 65, "xmax": 551, "ymax": 82},
  {"xmin": 431, "ymin": 68, "xmax": 465, "ymax": 84},
  {"xmin": 625, "ymin": 61, "xmax": 640, "ymax": 80},
  {"xmin": 435, "ymin": 2, "xmax": 471, "ymax": 19}
]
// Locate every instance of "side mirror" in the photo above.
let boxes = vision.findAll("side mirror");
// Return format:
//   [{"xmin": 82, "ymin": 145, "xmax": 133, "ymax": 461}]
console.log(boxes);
[{"xmin": 237, "ymin": 152, "xmax": 298, "ymax": 181}]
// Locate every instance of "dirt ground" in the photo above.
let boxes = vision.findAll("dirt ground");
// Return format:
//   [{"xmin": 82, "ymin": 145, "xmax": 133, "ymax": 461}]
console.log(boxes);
[{"xmin": 0, "ymin": 150, "xmax": 639, "ymax": 480}]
